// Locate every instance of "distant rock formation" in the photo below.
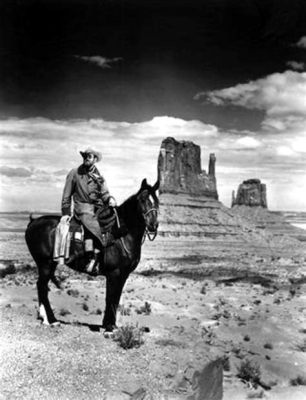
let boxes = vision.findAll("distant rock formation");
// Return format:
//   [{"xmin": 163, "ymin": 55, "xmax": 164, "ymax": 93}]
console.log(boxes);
[
  {"xmin": 155, "ymin": 138, "xmax": 303, "ymax": 248},
  {"xmin": 157, "ymin": 137, "xmax": 218, "ymax": 199},
  {"xmin": 232, "ymin": 179, "xmax": 267, "ymax": 208}
]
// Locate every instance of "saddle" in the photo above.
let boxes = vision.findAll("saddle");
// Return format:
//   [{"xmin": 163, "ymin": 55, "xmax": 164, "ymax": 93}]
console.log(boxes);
[
  {"xmin": 57, "ymin": 207, "xmax": 128, "ymax": 272},
  {"xmin": 69, "ymin": 206, "xmax": 127, "ymax": 253}
]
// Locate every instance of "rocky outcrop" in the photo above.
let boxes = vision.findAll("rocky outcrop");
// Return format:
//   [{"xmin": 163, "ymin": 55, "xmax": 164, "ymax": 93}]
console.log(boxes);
[
  {"xmin": 157, "ymin": 137, "xmax": 218, "ymax": 199},
  {"xmin": 232, "ymin": 179, "xmax": 267, "ymax": 208},
  {"xmin": 156, "ymin": 138, "xmax": 303, "ymax": 248},
  {"xmin": 231, "ymin": 180, "xmax": 306, "ymax": 242}
]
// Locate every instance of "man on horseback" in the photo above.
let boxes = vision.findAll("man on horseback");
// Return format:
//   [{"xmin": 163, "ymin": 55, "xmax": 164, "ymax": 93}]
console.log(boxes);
[{"xmin": 61, "ymin": 147, "xmax": 116, "ymax": 274}]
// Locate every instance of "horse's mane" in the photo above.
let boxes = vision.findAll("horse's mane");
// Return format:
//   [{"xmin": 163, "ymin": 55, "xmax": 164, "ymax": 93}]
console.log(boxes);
[{"xmin": 117, "ymin": 192, "xmax": 142, "ymax": 228}]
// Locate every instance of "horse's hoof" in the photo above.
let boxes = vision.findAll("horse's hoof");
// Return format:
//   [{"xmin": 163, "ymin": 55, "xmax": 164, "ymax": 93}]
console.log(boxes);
[
  {"xmin": 104, "ymin": 331, "xmax": 114, "ymax": 339},
  {"xmin": 41, "ymin": 320, "xmax": 60, "ymax": 327},
  {"xmin": 50, "ymin": 321, "xmax": 61, "ymax": 327}
]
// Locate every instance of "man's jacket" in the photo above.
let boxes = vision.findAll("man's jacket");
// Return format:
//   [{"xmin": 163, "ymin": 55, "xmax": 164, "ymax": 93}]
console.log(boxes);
[{"xmin": 61, "ymin": 164, "xmax": 111, "ymax": 246}]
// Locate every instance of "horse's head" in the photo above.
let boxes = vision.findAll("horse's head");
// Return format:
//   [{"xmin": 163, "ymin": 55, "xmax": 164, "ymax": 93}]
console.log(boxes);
[{"xmin": 137, "ymin": 178, "xmax": 159, "ymax": 236}]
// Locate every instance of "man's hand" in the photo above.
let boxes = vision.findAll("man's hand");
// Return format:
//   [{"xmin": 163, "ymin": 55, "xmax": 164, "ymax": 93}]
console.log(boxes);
[
  {"xmin": 109, "ymin": 197, "xmax": 117, "ymax": 208},
  {"xmin": 60, "ymin": 215, "xmax": 71, "ymax": 223}
]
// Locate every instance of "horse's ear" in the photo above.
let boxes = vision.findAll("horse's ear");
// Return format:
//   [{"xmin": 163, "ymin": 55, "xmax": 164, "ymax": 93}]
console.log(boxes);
[
  {"xmin": 141, "ymin": 178, "xmax": 147, "ymax": 189},
  {"xmin": 153, "ymin": 180, "xmax": 160, "ymax": 192}
]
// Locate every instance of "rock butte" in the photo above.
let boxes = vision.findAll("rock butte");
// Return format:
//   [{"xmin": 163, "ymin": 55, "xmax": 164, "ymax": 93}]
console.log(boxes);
[{"xmin": 156, "ymin": 137, "xmax": 305, "ymax": 246}]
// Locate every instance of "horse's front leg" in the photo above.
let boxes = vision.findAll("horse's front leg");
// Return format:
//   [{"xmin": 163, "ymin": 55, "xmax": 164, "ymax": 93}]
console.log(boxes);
[{"xmin": 102, "ymin": 268, "xmax": 128, "ymax": 332}]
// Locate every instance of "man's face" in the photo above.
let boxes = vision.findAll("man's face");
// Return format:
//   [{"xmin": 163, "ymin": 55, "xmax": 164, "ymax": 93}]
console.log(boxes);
[{"xmin": 83, "ymin": 153, "xmax": 96, "ymax": 168}]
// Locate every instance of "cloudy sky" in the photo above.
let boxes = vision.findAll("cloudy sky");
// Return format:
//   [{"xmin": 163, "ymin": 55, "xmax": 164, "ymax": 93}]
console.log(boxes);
[{"xmin": 1, "ymin": 0, "xmax": 306, "ymax": 212}]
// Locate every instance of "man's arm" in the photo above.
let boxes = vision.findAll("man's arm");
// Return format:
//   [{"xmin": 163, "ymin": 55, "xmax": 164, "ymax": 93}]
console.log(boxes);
[
  {"xmin": 99, "ymin": 177, "xmax": 111, "ymax": 205},
  {"xmin": 61, "ymin": 169, "xmax": 75, "ymax": 216}
]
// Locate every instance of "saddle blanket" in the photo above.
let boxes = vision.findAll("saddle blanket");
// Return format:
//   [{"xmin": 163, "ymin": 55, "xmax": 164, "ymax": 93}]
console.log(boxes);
[{"xmin": 53, "ymin": 218, "xmax": 84, "ymax": 265}]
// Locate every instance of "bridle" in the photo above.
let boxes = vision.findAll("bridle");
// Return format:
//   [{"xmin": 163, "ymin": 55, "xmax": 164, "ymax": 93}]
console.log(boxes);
[{"xmin": 142, "ymin": 207, "xmax": 158, "ymax": 243}]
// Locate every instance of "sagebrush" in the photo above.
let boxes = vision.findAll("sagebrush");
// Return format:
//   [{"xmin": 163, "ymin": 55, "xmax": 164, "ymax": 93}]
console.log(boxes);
[{"xmin": 113, "ymin": 324, "xmax": 144, "ymax": 349}]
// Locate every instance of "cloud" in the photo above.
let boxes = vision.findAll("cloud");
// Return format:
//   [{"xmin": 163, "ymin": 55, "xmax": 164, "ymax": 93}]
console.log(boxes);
[
  {"xmin": 196, "ymin": 70, "xmax": 306, "ymax": 153},
  {"xmin": 295, "ymin": 36, "xmax": 306, "ymax": 48},
  {"xmin": 286, "ymin": 61, "xmax": 305, "ymax": 71},
  {"xmin": 0, "ymin": 166, "xmax": 32, "ymax": 177},
  {"xmin": 74, "ymin": 55, "xmax": 122, "ymax": 68},
  {"xmin": 196, "ymin": 71, "xmax": 306, "ymax": 117},
  {"xmin": 1, "ymin": 115, "xmax": 306, "ymax": 212}
]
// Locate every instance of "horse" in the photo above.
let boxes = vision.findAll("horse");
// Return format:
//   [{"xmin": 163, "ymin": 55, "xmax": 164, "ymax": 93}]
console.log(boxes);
[{"xmin": 25, "ymin": 178, "xmax": 159, "ymax": 333}]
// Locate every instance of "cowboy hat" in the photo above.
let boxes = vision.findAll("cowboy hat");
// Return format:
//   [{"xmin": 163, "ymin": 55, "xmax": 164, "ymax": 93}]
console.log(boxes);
[{"xmin": 80, "ymin": 147, "xmax": 102, "ymax": 162}]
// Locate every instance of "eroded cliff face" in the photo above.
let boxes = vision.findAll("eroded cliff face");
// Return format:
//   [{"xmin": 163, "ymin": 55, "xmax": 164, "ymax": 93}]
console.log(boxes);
[
  {"xmin": 232, "ymin": 179, "xmax": 267, "ymax": 208},
  {"xmin": 155, "ymin": 139, "xmax": 302, "ymax": 247},
  {"xmin": 157, "ymin": 137, "xmax": 218, "ymax": 199}
]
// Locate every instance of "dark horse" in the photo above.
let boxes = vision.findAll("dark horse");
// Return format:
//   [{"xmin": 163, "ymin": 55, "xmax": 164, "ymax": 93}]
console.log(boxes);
[{"xmin": 25, "ymin": 179, "xmax": 159, "ymax": 333}]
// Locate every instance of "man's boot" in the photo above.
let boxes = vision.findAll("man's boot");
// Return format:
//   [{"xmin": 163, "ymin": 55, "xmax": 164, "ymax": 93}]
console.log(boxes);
[{"xmin": 85, "ymin": 249, "xmax": 100, "ymax": 275}]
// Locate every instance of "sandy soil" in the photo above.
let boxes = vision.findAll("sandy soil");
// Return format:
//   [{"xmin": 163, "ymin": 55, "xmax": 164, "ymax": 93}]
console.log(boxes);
[{"xmin": 1, "ymin": 235, "xmax": 306, "ymax": 399}]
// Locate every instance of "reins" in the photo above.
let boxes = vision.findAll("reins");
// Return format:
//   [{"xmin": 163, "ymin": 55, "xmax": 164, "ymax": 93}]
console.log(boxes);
[
  {"xmin": 142, "ymin": 208, "xmax": 158, "ymax": 244},
  {"xmin": 113, "ymin": 204, "xmax": 158, "ymax": 249},
  {"xmin": 113, "ymin": 208, "xmax": 132, "ymax": 258}
]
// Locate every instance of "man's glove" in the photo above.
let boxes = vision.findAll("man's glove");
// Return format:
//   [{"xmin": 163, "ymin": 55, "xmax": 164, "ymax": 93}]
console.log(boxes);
[
  {"xmin": 108, "ymin": 196, "xmax": 117, "ymax": 208},
  {"xmin": 60, "ymin": 215, "xmax": 71, "ymax": 224}
]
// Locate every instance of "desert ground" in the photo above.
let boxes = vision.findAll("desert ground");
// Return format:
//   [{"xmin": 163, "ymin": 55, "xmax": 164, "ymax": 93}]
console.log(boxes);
[{"xmin": 1, "ymin": 221, "xmax": 306, "ymax": 399}]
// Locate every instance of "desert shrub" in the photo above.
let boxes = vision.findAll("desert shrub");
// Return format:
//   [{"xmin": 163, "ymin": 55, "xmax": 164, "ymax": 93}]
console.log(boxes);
[
  {"xmin": 113, "ymin": 324, "xmax": 144, "ymax": 349},
  {"xmin": 0, "ymin": 263, "xmax": 16, "ymax": 278},
  {"xmin": 218, "ymin": 297, "xmax": 226, "ymax": 306},
  {"xmin": 136, "ymin": 301, "xmax": 151, "ymax": 315},
  {"xmin": 59, "ymin": 308, "xmax": 71, "ymax": 316},
  {"xmin": 200, "ymin": 285, "xmax": 206, "ymax": 295},
  {"xmin": 243, "ymin": 335, "xmax": 251, "ymax": 342},
  {"xmin": 82, "ymin": 302, "xmax": 89, "ymax": 311},
  {"xmin": 223, "ymin": 310, "xmax": 231, "ymax": 319},
  {"xmin": 299, "ymin": 328, "xmax": 306, "ymax": 334},
  {"xmin": 290, "ymin": 375, "xmax": 306, "ymax": 386},
  {"xmin": 263, "ymin": 342, "xmax": 273, "ymax": 350},
  {"xmin": 118, "ymin": 304, "xmax": 131, "ymax": 316},
  {"xmin": 67, "ymin": 289, "xmax": 80, "ymax": 297},
  {"xmin": 295, "ymin": 339, "xmax": 306, "ymax": 352},
  {"xmin": 232, "ymin": 346, "xmax": 241, "ymax": 357},
  {"xmin": 222, "ymin": 356, "xmax": 230, "ymax": 371},
  {"xmin": 96, "ymin": 308, "xmax": 102, "ymax": 315},
  {"xmin": 237, "ymin": 359, "xmax": 261, "ymax": 386}
]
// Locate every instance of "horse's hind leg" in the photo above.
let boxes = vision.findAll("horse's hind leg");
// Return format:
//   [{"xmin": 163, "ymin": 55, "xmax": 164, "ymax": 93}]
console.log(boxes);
[{"xmin": 37, "ymin": 260, "xmax": 59, "ymax": 326}]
